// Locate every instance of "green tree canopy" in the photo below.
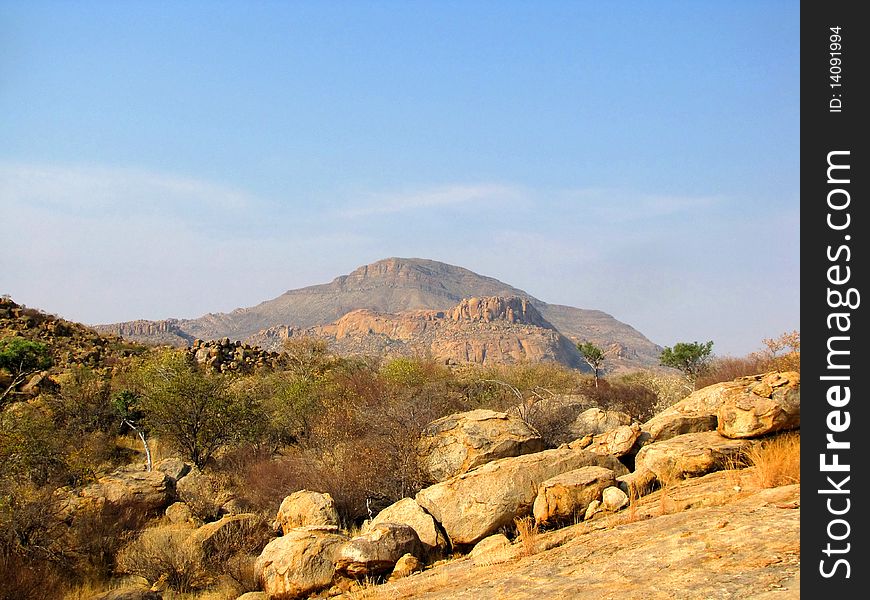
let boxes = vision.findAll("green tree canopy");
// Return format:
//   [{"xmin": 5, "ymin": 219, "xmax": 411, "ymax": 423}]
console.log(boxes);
[
  {"xmin": 659, "ymin": 340, "xmax": 714, "ymax": 384},
  {"xmin": 576, "ymin": 342, "xmax": 606, "ymax": 387}
]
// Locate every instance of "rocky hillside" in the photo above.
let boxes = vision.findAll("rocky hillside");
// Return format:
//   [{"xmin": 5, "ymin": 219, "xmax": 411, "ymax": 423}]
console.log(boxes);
[
  {"xmin": 97, "ymin": 258, "xmax": 663, "ymax": 371},
  {"xmin": 249, "ymin": 296, "xmax": 586, "ymax": 368},
  {"xmin": 0, "ymin": 296, "xmax": 142, "ymax": 370}
]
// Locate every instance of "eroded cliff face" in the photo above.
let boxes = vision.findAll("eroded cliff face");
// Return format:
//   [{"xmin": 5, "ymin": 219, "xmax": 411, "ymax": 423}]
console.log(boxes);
[{"xmin": 247, "ymin": 296, "xmax": 586, "ymax": 369}]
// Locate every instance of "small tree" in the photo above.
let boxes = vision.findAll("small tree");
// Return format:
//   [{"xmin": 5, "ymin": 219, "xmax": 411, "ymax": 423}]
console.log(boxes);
[
  {"xmin": 132, "ymin": 351, "xmax": 261, "ymax": 469},
  {"xmin": 577, "ymin": 342, "xmax": 606, "ymax": 388},
  {"xmin": 659, "ymin": 341, "xmax": 714, "ymax": 387},
  {"xmin": 0, "ymin": 337, "xmax": 53, "ymax": 404}
]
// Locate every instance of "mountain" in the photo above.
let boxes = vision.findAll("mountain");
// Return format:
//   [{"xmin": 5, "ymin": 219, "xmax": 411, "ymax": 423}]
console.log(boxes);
[{"xmin": 96, "ymin": 257, "xmax": 663, "ymax": 371}]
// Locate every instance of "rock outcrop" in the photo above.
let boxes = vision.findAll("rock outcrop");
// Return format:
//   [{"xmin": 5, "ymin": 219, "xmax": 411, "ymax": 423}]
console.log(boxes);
[
  {"xmin": 641, "ymin": 372, "xmax": 801, "ymax": 444},
  {"xmin": 419, "ymin": 409, "xmax": 546, "ymax": 482},
  {"xmin": 271, "ymin": 296, "xmax": 587, "ymax": 369},
  {"xmin": 415, "ymin": 447, "xmax": 628, "ymax": 546},
  {"xmin": 187, "ymin": 337, "xmax": 284, "ymax": 373},
  {"xmin": 717, "ymin": 371, "xmax": 800, "ymax": 438},
  {"xmin": 634, "ymin": 431, "xmax": 755, "ymax": 483}
]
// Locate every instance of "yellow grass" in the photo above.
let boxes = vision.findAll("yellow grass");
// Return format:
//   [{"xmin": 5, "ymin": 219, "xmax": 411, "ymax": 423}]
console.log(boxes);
[
  {"xmin": 746, "ymin": 432, "xmax": 800, "ymax": 488},
  {"xmin": 513, "ymin": 516, "xmax": 541, "ymax": 557}
]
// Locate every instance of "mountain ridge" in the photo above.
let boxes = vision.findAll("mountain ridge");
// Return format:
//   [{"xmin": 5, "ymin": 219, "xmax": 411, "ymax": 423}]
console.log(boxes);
[{"xmin": 95, "ymin": 257, "xmax": 663, "ymax": 371}]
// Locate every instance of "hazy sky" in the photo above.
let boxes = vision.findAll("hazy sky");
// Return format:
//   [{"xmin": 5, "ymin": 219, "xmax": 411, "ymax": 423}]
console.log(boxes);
[{"xmin": 0, "ymin": 1, "xmax": 799, "ymax": 356}]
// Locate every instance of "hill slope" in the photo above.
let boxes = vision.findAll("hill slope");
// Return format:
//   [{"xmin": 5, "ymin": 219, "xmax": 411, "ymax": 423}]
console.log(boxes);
[{"xmin": 96, "ymin": 257, "xmax": 663, "ymax": 371}]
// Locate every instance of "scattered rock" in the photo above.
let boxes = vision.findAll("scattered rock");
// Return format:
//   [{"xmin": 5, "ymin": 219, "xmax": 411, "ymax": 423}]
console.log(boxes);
[
  {"xmin": 367, "ymin": 497, "xmax": 447, "ymax": 553},
  {"xmin": 601, "ymin": 486, "xmax": 629, "ymax": 511},
  {"xmin": 419, "ymin": 409, "xmax": 546, "ymax": 482},
  {"xmin": 717, "ymin": 372, "xmax": 800, "ymax": 438},
  {"xmin": 388, "ymin": 553, "xmax": 424, "ymax": 581},
  {"xmin": 416, "ymin": 447, "xmax": 628, "ymax": 546},
  {"xmin": 335, "ymin": 523, "xmax": 424, "ymax": 578},
  {"xmin": 255, "ymin": 529, "xmax": 347, "ymax": 600},
  {"xmin": 273, "ymin": 490, "xmax": 340, "ymax": 535},
  {"xmin": 583, "ymin": 499, "xmax": 601, "ymax": 520},
  {"xmin": 533, "ymin": 466, "xmax": 617, "ymax": 526}
]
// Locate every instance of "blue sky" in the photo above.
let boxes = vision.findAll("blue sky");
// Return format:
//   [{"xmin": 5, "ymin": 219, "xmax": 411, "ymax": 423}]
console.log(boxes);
[{"xmin": 0, "ymin": 1, "xmax": 799, "ymax": 356}]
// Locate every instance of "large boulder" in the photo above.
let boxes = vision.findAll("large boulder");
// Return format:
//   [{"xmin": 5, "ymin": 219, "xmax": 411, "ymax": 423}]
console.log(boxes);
[
  {"xmin": 334, "ymin": 523, "xmax": 423, "ymax": 578},
  {"xmin": 717, "ymin": 371, "xmax": 800, "ymax": 438},
  {"xmin": 367, "ymin": 497, "xmax": 447, "ymax": 553},
  {"xmin": 634, "ymin": 431, "xmax": 755, "ymax": 483},
  {"xmin": 568, "ymin": 407, "xmax": 633, "ymax": 438},
  {"xmin": 90, "ymin": 586, "xmax": 163, "ymax": 600},
  {"xmin": 415, "ymin": 447, "xmax": 628, "ymax": 547},
  {"xmin": 532, "ymin": 466, "xmax": 616, "ymax": 526},
  {"xmin": 584, "ymin": 423, "xmax": 642, "ymax": 457},
  {"xmin": 255, "ymin": 529, "xmax": 347, "ymax": 600},
  {"xmin": 188, "ymin": 512, "xmax": 264, "ymax": 558},
  {"xmin": 153, "ymin": 457, "xmax": 191, "ymax": 482},
  {"xmin": 88, "ymin": 587, "xmax": 161, "ymax": 600},
  {"xmin": 469, "ymin": 533, "xmax": 514, "ymax": 565},
  {"xmin": 419, "ymin": 409, "xmax": 546, "ymax": 482},
  {"xmin": 70, "ymin": 467, "xmax": 174, "ymax": 517},
  {"xmin": 273, "ymin": 490, "xmax": 340, "ymax": 535}
]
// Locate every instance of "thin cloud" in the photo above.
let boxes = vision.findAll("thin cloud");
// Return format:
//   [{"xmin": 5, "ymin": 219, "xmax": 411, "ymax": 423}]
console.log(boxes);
[
  {"xmin": 337, "ymin": 183, "xmax": 524, "ymax": 218},
  {"xmin": 557, "ymin": 188, "xmax": 720, "ymax": 223},
  {"xmin": 0, "ymin": 162, "xmax": 256, "ymax": 216}
]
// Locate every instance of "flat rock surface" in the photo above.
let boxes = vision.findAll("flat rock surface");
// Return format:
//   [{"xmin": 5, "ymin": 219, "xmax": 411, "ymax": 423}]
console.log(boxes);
[{"xmin": 338, "ymin": 470, "xmax": 799, "ymax": 600}]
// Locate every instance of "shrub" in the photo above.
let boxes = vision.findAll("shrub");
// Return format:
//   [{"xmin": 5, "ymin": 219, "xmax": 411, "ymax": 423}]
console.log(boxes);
[
  {"xmin": 581, "ymin": 379, "xmax": 660, "ymax": 422},
  {"xmin": 116, "ymin": 525, "xmax": 207, "ymax": 592}
]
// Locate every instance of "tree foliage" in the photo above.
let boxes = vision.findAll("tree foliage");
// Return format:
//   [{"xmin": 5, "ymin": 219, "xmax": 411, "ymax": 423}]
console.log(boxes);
[
  {"xmin": 659, "ymin": 340, "xmax": 714, "ymax": 384},
  {"xmin": 577, "ymin": 342, "xmax": 606, "ymax": 387},
  {"xmin": 0, "ymin": 337, "xmax": 53, "ymax": 403},
  {"xmin": 129, "ymin": 351, "xmax": 262, "ymax": 469}
]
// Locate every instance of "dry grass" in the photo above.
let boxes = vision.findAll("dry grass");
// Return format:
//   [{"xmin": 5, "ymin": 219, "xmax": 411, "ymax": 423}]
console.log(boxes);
[
  {"xmin": 513, "ymin": 516, "xmax": 541, "ymax": 557},
  {"xmin": 746, "ymin": 432, "xmax": 800, "ymax": 488}
]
